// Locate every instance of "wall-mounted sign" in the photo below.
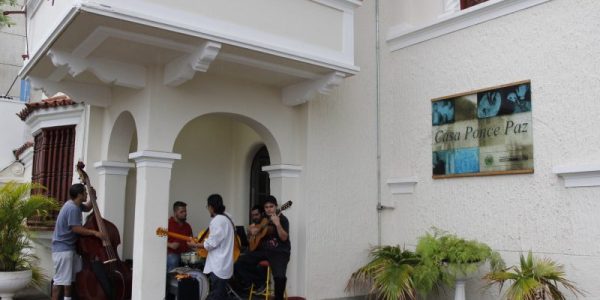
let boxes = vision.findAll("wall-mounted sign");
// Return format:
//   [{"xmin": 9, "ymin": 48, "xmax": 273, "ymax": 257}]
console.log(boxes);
[{"xmin": 432, "ymin": 80, "xmax": 533, "ymax": 178}]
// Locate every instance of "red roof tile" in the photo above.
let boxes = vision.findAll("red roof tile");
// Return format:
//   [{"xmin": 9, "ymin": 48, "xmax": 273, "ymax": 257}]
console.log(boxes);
[
  {"xmin": 17, "ymin": 95, "xmax": 78, "ymax": 121},
  {"xmin": 13, "ymin": 141, "xmax": 34, "ymax": 160}
]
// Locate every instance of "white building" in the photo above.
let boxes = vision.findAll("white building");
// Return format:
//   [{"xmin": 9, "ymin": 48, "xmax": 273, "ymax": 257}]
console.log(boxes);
[{"xmin": 7, "ymin": 0, "xmax": 600, "ymax": 299}]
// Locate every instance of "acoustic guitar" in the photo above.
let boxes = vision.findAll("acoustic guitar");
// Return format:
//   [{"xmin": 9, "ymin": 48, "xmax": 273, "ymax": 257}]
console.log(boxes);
[
  {"xmin": 248, "ymin": 200, "xmax": 293, "ymax": 252},
  {"xmin": 156, "ymin": 227, "xmax": 242, "ymax": 262}
]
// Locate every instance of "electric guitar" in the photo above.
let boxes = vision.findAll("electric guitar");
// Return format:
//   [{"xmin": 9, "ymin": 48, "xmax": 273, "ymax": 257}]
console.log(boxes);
[
  {"xmin": 156, "ymin": 227, "xmax": 242, "ymax": 262},
  {"xmin": 248, "ymin": 200, "xmax": 293, "ymax": 251}
]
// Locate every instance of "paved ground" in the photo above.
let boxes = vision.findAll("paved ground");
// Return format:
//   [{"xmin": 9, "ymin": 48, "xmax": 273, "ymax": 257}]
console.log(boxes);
[{"xmin": 11, "ymin": 288, "xmax": 51, "ymax": 300}]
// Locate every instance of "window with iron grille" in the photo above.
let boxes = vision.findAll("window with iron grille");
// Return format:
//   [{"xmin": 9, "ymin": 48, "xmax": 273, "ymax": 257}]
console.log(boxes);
[{"xmin": 28, "ymin": 125, "xmax": 76, "ymax": 230}]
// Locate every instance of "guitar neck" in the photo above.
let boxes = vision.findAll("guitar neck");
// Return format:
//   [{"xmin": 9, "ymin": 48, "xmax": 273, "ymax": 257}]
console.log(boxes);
[{"xmin": 166, "ymin": 232, "xmax": 195, "ymax": 243}]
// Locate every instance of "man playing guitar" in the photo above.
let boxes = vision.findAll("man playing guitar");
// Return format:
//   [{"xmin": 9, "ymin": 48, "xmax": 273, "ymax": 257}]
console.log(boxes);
[{"xmin": 235, "ymin": 196, "xmax": 290, "ymax": 300}]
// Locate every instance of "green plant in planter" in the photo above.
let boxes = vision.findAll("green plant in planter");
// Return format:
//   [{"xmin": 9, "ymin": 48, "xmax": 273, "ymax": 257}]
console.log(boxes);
[
  {"xmin": 0, "ymin": 181, "xmax": 58, "ymax": 285},
  {"xmin": 484, "ymin": 251, "xmax": 584, "ymax": 300},
  {"xmin": 346, "ymin": 245, "xmax": 421, "ymax": 300},
  {"xmin": 413, "ymin": 228, "xmax": 504, "ymax": 296}
]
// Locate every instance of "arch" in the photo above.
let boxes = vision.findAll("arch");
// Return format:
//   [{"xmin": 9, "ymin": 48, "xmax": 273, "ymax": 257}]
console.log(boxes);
[
  {"xmin": 171, "ymin": 112, "xmax": 282, "ymax": 164},
  {"xmin": 107, "ymin": 111, "xmax": 138, "ymax": 161}
]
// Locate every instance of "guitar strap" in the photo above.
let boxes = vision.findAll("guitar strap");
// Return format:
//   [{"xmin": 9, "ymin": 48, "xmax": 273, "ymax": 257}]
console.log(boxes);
[{"xmin": 221, "ymin": 213, "xmax": 242, "ymax": 251}]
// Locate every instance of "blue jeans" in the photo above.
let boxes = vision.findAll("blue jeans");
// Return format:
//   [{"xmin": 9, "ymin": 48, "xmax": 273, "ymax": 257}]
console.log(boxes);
[{"xmin": 167, "ymin": 253, "xmax": 180, "ymax": 272}]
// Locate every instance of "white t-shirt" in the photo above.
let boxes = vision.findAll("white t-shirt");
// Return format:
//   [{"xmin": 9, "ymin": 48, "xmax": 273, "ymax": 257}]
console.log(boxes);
[{"xmin": 202, "ymin": 214, "xmax": 235, "ymax": 279}]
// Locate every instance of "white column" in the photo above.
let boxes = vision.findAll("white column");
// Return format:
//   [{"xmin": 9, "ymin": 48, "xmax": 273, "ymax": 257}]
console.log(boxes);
[
  {"xmin": 262, "ymin": 164, "xmax": 303, "ymax": 296},
  {"xmin": 94, "ymin": 160, "xmax": 135, "ymax": 257},
  {"xmin": 439, "ymin": 0, "xmax": 460, "ymax": 18},
  {"xmin": 128, "ymin": 150, "xmax": 181, "ymax": 300}
]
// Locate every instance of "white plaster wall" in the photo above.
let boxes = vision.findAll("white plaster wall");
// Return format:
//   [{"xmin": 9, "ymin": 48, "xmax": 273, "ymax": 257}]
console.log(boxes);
[
  {"xmin": 0, "ymin": 99, "xmax": 27, "ymax": 169},
  {"xmin": 169, "ymin": 115, "xmax": 263, "ymax": 231},
  {"xmin": 302, "ymin": 0, "xmax": 379, "ymax": 298},
  {"xmin": 0, "ymin": 0, "xmax": 25, "ymax": 98},
  {"xmin": 27, "ymin": 0, "xmax": 76, "ymax": 55},
  {"xmin": 377, "ymin": 0, "xmax": 600, "ymax": 298}
]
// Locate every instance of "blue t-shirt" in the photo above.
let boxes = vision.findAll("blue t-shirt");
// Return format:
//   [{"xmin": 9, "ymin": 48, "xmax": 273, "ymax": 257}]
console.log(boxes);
[{"xmin": 52, "ymin": 200, "xmax": 83, "ymax": 253}]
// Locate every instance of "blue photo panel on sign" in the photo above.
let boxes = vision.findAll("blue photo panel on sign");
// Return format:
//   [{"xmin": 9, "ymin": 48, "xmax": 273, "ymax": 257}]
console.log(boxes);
[{"xmin": 450, "ymin": 148, "xmax": 480, "ymax": 174}]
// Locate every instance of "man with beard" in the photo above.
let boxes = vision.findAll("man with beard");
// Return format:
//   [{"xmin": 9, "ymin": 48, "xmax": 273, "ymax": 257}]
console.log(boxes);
[{"xmin": 167, "ymin": 201, "xmax": 193, "ymax": 271}]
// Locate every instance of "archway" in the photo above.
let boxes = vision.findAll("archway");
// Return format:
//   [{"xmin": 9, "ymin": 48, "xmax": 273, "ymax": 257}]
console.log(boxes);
[
  {"xmin": 169, "ymin": 113, "xmax": 280, "ymax": 232},
  {"xmin": 105, "ymin": 111, "xmax": 138, "ymax": 260}
]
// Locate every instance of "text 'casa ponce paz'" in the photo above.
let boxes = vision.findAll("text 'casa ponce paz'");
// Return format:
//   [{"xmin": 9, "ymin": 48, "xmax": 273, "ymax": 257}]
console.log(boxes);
[{"xmin": 434, "ymin": 120, "xmax": 529, "ymax": 144}]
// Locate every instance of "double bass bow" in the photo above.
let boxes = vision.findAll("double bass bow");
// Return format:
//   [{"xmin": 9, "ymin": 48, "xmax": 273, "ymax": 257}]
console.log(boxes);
[{"xmin": 75, "ymin": 161, "xmax": 132, "ymax": 300}]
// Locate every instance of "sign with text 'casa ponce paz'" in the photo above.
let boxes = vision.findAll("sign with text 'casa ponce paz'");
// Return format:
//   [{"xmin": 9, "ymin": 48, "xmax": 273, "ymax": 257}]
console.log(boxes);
[{"xmin": 432, "ymin": 80, "xmax": 533, "ymax": 178}]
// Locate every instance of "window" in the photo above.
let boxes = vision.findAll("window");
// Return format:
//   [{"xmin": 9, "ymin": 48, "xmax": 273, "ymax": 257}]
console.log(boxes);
[
  {"xmin": 28, "ymin": 125, "xmax": 76, "ymax": 229},
  {"xmin": 249, "ymin": 146, "xmax": 270, "ymax": 209},
  {"xmin": 461, "ymin": 0, "xmax": 489, "ymax": 10},
  {"xmin": 19, "ymin": 79, "xmax": 30, "ymax": 102}
]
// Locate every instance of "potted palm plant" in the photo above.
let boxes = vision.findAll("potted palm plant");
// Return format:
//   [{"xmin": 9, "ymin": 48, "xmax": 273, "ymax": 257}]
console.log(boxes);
[
  {"xmin": 0, "ymin": 181, "xmax": 57, "ymax": 300},
  {"xmin": 484, "ymin": 251, "xmax": 584, "ymax": 300},
  {"xmin": 346, "ymin": 245, "xmax": 421, "ymax": 300},
  {"xmin": 413, "ymin": 228, "xmax": 504, "ymax": 299}
]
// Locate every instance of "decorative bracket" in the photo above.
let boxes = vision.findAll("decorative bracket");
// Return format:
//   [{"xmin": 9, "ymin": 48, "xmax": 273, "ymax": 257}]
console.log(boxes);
[
  {"xmin": 282, "ymin": 71, "xmax": 345, "ymax": 106},
  {"xmin": 164, "ymin": 41, "xmax": 222, "ymax": 87},
  {"xmin": 47, "ymin": 50, "xmax": 146, "ymax": 89}
]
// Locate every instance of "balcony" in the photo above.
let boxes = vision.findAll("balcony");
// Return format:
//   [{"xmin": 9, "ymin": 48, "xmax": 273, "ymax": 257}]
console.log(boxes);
[{"xmin": 21, "ymin": 0, "xmax": 361, "ymax": 106}]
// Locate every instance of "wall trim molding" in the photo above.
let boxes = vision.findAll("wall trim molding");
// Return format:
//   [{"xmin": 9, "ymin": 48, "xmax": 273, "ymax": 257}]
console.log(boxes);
[
  {"xmin": 386, "ymin": 177, "xmax": 418, "ymax": 194},
  {"xmin": 129, "ymin": 151, "xmax": 181, "ymax": 169},
  {"xmin": 20, "ymin": 147, "xmax": 34, "ymax": 169},
  {"xmin": 386, "ymin": 0, "xmax": 552, "ymax": 51},
  {"xmin": 94, "ymin": 160, "xmax": 135, "ymax": 176},
  {"xmin": 79, "ymin": 2, "xmax": 359, "ymax": 75},
  {"xmin": 24, "ymin": 103, "xmax": 85, "ymax": 136},
  {"xmin": 553, "ymin": 164, "xmax": 600, "ymax": 188},
  {"xmin": 262, "ymin": 164, "xmax": 303, "ymax": 178}
]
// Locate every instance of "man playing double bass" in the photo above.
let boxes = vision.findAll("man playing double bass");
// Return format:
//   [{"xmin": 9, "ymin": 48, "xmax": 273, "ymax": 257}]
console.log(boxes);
[{"xmin": 51, "ymin": 183, "xmax": 107, "ymax": 300}]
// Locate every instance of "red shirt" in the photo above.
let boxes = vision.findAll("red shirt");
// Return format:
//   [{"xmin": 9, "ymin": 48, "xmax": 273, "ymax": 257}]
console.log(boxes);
[{"xmin": 167, "ymin": 217, "xmax": 193, "ymax": 254}]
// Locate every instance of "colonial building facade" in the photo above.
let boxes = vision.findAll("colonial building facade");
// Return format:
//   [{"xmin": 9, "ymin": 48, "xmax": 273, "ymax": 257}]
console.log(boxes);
[{"xmin": 5, "ymin": 0, "xmax": 600, "ymax": 299}]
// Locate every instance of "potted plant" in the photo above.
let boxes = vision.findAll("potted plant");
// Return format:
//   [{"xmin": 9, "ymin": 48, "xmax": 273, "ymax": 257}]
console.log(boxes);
[
  {"xmin": 0, "ymin": 181, "xmax": 58, "ymax": 300},
  {"xmin": 484, "ymin": 251, "xmax": 584, "ymax": 300},
  {"xmin": 346, "ymin": 245, "xmax": 421, "ymax": 300},
  {"xmin": 413, "ymin": 228, "xmax": 504, "ymax": 298}
]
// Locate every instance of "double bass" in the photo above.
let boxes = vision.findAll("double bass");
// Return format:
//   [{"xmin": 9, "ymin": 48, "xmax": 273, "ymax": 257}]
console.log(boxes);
[{"xmin": 75, "ymin": 161, "xmax": 132, "ymax": 300}]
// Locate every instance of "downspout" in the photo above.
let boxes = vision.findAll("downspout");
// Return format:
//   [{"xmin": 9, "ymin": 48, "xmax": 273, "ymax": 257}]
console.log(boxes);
[
  {"xmin": 375, "ymin": 0, "xmax": 383, "ymax": 246},
  {"xmin": 374, "ymin": 0, "xmax": 393, "ymax": 247}
]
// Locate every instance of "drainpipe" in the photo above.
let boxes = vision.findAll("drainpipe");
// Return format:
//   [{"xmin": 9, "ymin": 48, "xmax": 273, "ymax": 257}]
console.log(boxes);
[
  {"xmin": 374, "ymin": 0, "xmax": 394, "ymax": 246},
  {"xmin": 374, "ymin": 0, "xmax": 383, "ymax": 246}
]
